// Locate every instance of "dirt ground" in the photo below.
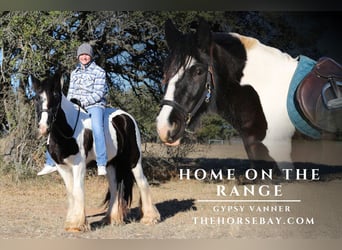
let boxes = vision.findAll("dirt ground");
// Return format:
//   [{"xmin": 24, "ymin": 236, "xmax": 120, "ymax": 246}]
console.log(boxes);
[{"xmin": 0, "ymin": 139, "xmax": 342, "ymax": 239}]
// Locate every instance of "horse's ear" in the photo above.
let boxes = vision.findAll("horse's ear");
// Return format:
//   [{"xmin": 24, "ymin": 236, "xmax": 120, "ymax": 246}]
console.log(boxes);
[
  {"xmin": 52, "ymin": 71, "xmax": 63, "ymax": 93},
  {"xmin": 60, "ymin": 73, "xmax": 65, "ymax": 89},
  {"xmin": 196, "ymin": 18, "xmax": 212, "ymax": 52},
  {"xmin": 165, "ymin": 19, "xmax": 182, "ymax": 49},
  {"xmin": 30, "ymin": 75, "xmax": 41, "ymax": 93}
]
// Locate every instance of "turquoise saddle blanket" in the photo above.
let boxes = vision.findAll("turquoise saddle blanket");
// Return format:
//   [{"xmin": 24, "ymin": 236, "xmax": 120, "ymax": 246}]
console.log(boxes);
[{"xmin": 287, "ymin": 55, "xmax": 321, "ymax": 139}]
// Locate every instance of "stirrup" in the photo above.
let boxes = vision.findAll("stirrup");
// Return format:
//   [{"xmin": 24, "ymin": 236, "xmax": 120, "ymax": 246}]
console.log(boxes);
[
  {"xmin": 327, "ymin": 97, "xmax": 342, "ymax": 109},
  {"xmin": 322, "ymin": 81, "xmax": 342, "ymax": 110}
]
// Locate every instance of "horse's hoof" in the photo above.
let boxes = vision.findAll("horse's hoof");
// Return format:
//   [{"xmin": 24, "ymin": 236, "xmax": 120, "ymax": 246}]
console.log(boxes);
[
  {"xmin": 140, "ymin": 215, "xmax": 161, "ymax": 225},
  {"xmin": 100, "ymin": 216, "xmax": 112, "ymax": 226},
  {"xmin": 102, "ymin": 215, "xmax": 125, "ymax": 226},
  {"xmin": 65, "ymin": 227, "xmax": 82, "ymax": 232},
  {"xmin": 110, "ymin": 218, "xmax": 126, "ymax": 226},
  {"xmin": 65, "ymin": 223, "xmax": 90, "ymax": 232}
]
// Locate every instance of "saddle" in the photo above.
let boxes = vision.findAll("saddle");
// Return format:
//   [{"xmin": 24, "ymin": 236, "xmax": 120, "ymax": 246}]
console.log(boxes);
[{"xmin": 296, "ymin": 57, "xmax": 342, "ymax": 136}]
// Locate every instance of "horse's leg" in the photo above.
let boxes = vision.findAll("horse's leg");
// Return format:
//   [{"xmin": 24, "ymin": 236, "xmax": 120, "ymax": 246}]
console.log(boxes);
[
  {"xmin": 56, "ymin": 164, "xmax": 75, "ymax": 228},
  {"xmin": 59, "ymin": 156, "xmax": 88, "ymax": 232},
  {"xmin": 66, "ymin": 160, "xmax": 88, "ymax": 232},
  {"xmin": 235, "ymin": 85, "xmax": 293, "ymax": 177},
  {"xmin": 263, "ymin": 136, "xmax": 295, "ymax": 175},
  {"xmin": 242, "ymin": 134, "xmax": 274, "ymax": 162},
  {"xmin": 231, "ymin": 85, "xmax": 278, "ymax": 176},
  {"xmin": 103, "ymin": 164, "xmax": 126, "ymax": 225},
  {"xmin": 132, "ymin": 159, "xmax": 160, "ymax": 225},
  {"xmin": 241, "ymin": 134, "xmax": 280, "ymax": 173},
  {"xmin": 261, "ymin": 108, "xmax": 296, "ymax": 174}
]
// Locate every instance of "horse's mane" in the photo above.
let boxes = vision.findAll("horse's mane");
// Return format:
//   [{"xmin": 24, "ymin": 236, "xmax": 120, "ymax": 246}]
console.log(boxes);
[
  {"xmin": 212, "ymin": 32, "xmax": 248, "ymax": 62},
  {"xmin": 211, "ymin": 32, "xmax": 247, "ymax": 84},
  {"xmin": 228, "ymin": 33, "xmax": 259, "ymax": 51},
  {"xmin": 163, "ymin": 33, "xmax": 199, "ymax": 85},
  {"xmin": 162, "ymin": 31, "xmax": 248, "ymax": 86}
]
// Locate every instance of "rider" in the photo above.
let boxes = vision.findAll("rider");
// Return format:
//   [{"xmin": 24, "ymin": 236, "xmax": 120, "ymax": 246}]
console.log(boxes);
[{"xmin": 37, "ymin": 43, "xmax": 108, "ymax": 176}]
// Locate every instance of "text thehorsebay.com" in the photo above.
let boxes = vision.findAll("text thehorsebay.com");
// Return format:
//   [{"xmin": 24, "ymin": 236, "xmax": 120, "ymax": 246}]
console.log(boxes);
[{"xmin": 179, "ymin": 168, "xmax": 319, "ymax": 225}]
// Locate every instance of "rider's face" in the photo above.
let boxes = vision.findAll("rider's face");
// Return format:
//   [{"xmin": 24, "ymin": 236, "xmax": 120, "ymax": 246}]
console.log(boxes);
[{"xmin": 78, "ymin": 54, "xmax": 92, "ymax": 65}]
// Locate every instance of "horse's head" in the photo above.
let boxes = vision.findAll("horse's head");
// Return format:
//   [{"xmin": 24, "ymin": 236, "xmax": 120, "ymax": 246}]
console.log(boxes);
[
  {"xmin": 156, "ymin": 19, "xmax": 215, "ymax": 146},
  {"xmin": 32, "ymin": 72, "xmax": 63, "ymax": 136}
]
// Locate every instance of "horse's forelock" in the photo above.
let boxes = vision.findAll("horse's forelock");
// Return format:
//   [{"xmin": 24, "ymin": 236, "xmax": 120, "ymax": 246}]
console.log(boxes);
[
  {"xmin": 35, "ymin": 75, "xmax": 62, "ymax": 112},
  {"xmin": 162, "ymin": 52, "xmax": 184, "ymax": 85},
  {"xmin": 163, "ymin": 37, "xmax": 197, "ymax": 85}
]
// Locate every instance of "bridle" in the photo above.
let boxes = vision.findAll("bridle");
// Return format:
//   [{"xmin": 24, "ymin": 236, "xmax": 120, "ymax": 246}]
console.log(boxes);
[
  {"xmin": 38, "ymin": 98, "xmax": 81, "ymax": 139},
  {"xmin": 161, "ymin": 45, "xmax": 216, "ymax": 127},
  {"xmin": 161, "ymin": 64, "xmax": 215, "ymax": 125},
  {"xmin": 39, "ymin": 102, "xmax": 60, "ymax": 127}
]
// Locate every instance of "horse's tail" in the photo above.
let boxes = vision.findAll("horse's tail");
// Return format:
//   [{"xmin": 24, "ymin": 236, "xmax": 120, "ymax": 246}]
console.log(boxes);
[
  {"xmin": 103, "ymin": 112, "xmax": 141, "ymax": 208},
  {"xmin": 117, "ymin": 161, "xmax": 135, "ymax": 207},
  {"xmin": 102, "ymin": 162, "xmax": 135, "ymax": 209}
]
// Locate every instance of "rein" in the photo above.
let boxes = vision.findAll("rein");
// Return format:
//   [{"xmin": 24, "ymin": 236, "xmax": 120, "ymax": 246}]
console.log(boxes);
[
  {"xmin": 162, "ymin": 69, "xmax": 214, "ymax": 125},
  {"xmin": 41, "ymin": 103, "xmax": 81, "ymax": 139},
  {"xmin": 39, "ymin": 101, "xmax": 61, "ymax": 127},
  {"xmin": 55, "ymin": 105, "xmax": 81, "ymax": 139}
]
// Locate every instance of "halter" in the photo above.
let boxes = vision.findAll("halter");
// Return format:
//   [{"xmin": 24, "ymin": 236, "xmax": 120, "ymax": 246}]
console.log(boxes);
[
  {"xmin": 161, "ymin": 66, "xmax": 214, "ymax": 125},
  {"xmin": 161, "ymin": 46, "xmax": 216, "ymax": 126},
  {"xmin": 39, "ymin": 101, "xmax": 61, "ymax": 128}
]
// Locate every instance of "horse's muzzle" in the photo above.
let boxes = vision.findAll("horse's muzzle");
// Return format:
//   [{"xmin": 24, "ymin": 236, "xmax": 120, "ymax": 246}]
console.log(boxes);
[
  {"xmin": 38, "ymin": 124, "xmax": 49, "ymax": 137},
  {"xmin": 157, "ymin": 127, "xmax": 181, "ymax": 146},
  {"xmin": 164, "ymin": 138, "xmax": 181, "ymax": 146},
  {"xmin": 156, "ymin": 103, "xmax": 187, "ymax": 146},
  {"xmin": 156, "ymin": 119, "xmax": 184, "ymax": 146}
]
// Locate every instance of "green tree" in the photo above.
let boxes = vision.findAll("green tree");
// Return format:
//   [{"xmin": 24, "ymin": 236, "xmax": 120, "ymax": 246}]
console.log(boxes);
[
  {"xmin": 108, "ymin": 85, "xmax": 161, "ymax": 142},
  {"xmin": 0, "ymin": 11, "xmax": 340, "ymax": 177},
  {"xmin": 196, "ymin": 114, "xmax": 237, "ymax": 143}
]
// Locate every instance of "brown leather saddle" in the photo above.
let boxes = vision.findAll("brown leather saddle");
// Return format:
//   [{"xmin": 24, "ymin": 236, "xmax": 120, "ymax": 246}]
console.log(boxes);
[{"xmin": 296, "ymin": 57, "xmax": 342, "ymax": 136}]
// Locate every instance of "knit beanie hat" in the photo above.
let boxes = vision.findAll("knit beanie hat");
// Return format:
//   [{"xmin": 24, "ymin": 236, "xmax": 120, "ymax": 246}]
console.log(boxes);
[{"xmin": 77, "ymin": 43, "xmax": 94, "ymax": 58}]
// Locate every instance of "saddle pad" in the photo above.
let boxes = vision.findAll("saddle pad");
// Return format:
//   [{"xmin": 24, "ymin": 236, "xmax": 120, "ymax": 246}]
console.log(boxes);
[{"xmin": 287, "ymin": 55, "xmax": 321, "ymax": 139}]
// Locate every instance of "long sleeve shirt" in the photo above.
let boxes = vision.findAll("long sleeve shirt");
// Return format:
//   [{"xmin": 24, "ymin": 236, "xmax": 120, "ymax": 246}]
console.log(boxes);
[{"xmin": 67, "ymin": 61, "xmax": 107, "ymax": 108}]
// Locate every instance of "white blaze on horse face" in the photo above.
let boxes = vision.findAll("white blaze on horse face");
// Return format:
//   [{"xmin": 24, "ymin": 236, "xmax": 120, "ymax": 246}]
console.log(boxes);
[
  {"xmin": 156, "ymin": 56, "xmax": 197, "ymax": 144},
  {"xmin": 38, "ymin": 92, "xmax": 49, "ymax": 136}
]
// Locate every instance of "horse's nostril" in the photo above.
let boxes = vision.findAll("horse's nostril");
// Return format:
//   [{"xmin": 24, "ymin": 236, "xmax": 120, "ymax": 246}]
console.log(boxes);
[
  {"xmin": 167, "ymin": 131, "xmax": 172, "ymax": 141},
  {"xmin": 168, "ymin": 123, "xmax": 180, "ymax": 142},
  {"xmin": 169, "ymin": 121, "xmax": 179, "ymax": 134},
  {"xmin": 167, "ymin": 130, "xmax": 177, "ymax": 143}
]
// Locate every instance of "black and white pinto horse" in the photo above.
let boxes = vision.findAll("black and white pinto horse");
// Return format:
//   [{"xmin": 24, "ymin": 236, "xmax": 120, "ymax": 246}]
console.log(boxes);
[
  {"xmin": 157, "ymin": 19, "xmax": 342, "ymax": 173},
  {"xmin": 32, "ymin": 72, "xmax": 160, "ymax": 232}
]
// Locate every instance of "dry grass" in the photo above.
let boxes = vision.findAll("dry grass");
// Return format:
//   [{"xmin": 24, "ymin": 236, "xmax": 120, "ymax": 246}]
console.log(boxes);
[{"xmin": 1, "ymin": 140, "xmax": 342, "ymax": 239}]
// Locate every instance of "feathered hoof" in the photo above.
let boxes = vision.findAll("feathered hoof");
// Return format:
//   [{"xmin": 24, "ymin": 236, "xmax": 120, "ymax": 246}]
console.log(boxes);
[
  {"xmin": 140, "ymin": 213, "xmax": 161, "ymax": 225},
  {"xmin": 102, "ymin": 215, "xmax": 125, "ymax": 226},
  {"xmin": 64, "ymin": 222, "xmax": 90, "ymax": 232},
  {"xmin": 139, "ymin": 205, "xmax": 161, "ymax": 225}
]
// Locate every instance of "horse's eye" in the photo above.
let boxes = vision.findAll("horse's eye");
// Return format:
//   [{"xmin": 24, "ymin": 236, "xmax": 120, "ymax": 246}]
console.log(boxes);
[
  {"xmin": 191, "ymin": 67, "xmax": 204, "ymax": 77},
  {"xmin": 191, "ymin": 66, "xmax": 203, "ymax": 76},
  {"xmin": 196, "ymin": 68, "xmax": 203, "ymax": 75}
]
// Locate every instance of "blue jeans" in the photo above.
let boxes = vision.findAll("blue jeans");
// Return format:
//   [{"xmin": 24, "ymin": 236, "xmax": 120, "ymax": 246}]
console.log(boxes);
[
  {"xmin": 87, "ymin": 106, "xmax": 108, "ymax": 166},
  {"xmin": 46, "ymin": 151, "xmax": 56, "ymax": 166},
  {"xmin": 45, "ymin": 106, "xmax": 107, "ymax": 167}
]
